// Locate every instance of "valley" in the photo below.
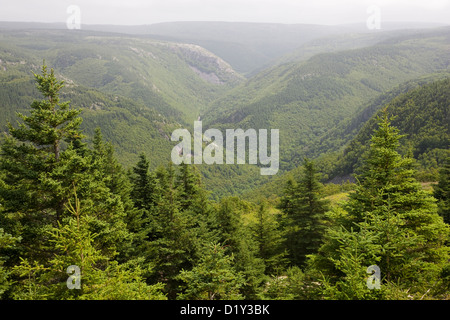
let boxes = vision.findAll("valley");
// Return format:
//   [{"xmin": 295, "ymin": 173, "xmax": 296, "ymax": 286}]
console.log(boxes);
[
  {"xmin": 0, "ymin": 22, "xmax": 449, "ymax": 197},
  {"xmin": 0, "ymin": 19, "xmax": 449, "ymax": 302}
]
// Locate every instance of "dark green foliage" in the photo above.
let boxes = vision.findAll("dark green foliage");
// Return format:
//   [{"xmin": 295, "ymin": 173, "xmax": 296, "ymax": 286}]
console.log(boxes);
[
  {"xmin": 0, "ymin": 64, "xmax": 85, "ymax": 262},
  {"xmin": 250, "ymin": 201, "xmax": 288, "ymax": 275},
  {"xmin": 434, "ymin": 157, "xmax": 450, "ymax": 224},
  {"xmin": 212, "ymin": 197, "xmax": 266, "ymax": 299},
  {"xmin": 0, "ymin": 228, "xmax": 18, "ymax": 298},
  {"xmin": 279, "ymin": 159, "xmax": 330, "ymax": 267},
  {"xmin": 176, "ymin": 243, "xmax": 245, "ymax": 300},
  {"xmin": 127, "ymin": 159, "xmax": 218, "ymax": 299}
]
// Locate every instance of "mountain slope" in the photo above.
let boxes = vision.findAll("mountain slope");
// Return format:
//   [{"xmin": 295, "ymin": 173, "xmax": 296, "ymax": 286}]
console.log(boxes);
[
  {"xmin": 0, "ymin": 28, "xmax": 244, "ymax": 167},
  {"xmin": 142, "ymin": 21, "xmax": 446, "ymax": 75},
  {"xmin": 241, "ymin": 76, "xmax": 450, "ymax": 201},
  {"xmin": 0, "ymin": 28, "xmax": 244, "ymax": 124},
  {"xmin": 202, "ymin": 27, "xmax": 450, "ymax": 172},
  {"xmin": 332, "ymin": 76, "xmax": 450, "ymax": 180}
]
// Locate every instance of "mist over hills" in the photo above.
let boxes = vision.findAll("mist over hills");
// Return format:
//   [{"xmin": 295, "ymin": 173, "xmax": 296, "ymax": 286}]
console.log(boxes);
[{"xmin": 0, "ymin": 20, "xmax": 446, "ymax": 74}]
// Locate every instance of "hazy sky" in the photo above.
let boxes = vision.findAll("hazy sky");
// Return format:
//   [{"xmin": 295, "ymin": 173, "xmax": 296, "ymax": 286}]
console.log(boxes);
[{"xmin": 1, "ymin": 0, "xmax": 449, "ymax": 25}]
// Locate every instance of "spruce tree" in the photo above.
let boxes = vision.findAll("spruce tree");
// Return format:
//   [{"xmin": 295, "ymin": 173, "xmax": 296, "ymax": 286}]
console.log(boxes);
[
  {"xmin": 130, "ymin": 153, "xmax": 156, "ymax": 211},
  {"xmin": 311, "ymin": 112, "xmax": 450, "ymax": 299},
  {"xmin": 214, "ymin": 197, "xmax": 265, "ymax": 299},
  {"xmin": 434, "ymin": 157, "xmax": 450, "ymax": 224},
  {"xmin": 279, "ymin": 158, "xmax": 329, "ymax": 267},
  {"xmin": 250, "ymin": 201, "xmax": 288, "ymax": 275},
  {"xmin": 0, "ymin": 63, "xmax": 138, "ymax": 299},
  {"xmin": 11, "ymin": 190, "xmax": 166, "ymax": 300},
  {"xmin": 0, "ymin": 228, "xmax": 18, "ymax": 298},
  {"xmin": 141, "ymin": 163, "xmax": 212, "ymax": 299}
]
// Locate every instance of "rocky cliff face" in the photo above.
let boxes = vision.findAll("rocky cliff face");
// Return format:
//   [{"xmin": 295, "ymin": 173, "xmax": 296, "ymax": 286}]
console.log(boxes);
[{"xmin": 165, "ymin": 42, "xmax": 244, "ymax": 85}]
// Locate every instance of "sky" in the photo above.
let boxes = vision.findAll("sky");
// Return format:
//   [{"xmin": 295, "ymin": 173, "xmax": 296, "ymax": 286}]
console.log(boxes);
[{"xmin": 0, "ymin": 0, "xmax": 449, "ymax": 26}]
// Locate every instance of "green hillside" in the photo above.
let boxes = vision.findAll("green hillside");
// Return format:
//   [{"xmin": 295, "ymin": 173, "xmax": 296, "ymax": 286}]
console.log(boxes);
[
  {"xmin": 203, "ymin": 27, "xmax": 450, "ymax": 173},
  {"xmin": 0, "ymin": 28, "xmax": 243, "ymax": 124},
  {"xmin": 333, "ymin": 77, "xmax": 450, "ymax": 181},
  {"xmin": 243, "ymin": 76, "xmax": 450, "ymax": 201},
  {"xmin": 1, "ymin": 25, "xmax": 449, "ymax": 198},
  {"xmin": 0, "ymin": 28, "xmax": 244, "ymax": 167}
]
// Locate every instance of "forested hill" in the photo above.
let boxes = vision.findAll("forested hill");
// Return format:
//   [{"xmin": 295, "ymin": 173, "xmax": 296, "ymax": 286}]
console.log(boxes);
[
  {"xmin": 0, "ymin": 62, "xmax": 448, "ymax": 301},
  {"xmin": 0, "ymin": 21, "xmax": 449, "ymax": 303},
  {"xmin": 243, "ymin": 76, "xmax": 450, "ymax": 201},
  {"xmin": 0, "ymin": 28, "xmax": 243, "ymax": 167},
  {"xmin": 202, "ymin": 27, "xmax": 450, "ymax": 172},
  {"xmin": 332, "ymin": 77, "xmax": 450, "ymax": 181},
  {"xmin": 0, "ymin": 25, "xmax": 449, "ymax": 197}
]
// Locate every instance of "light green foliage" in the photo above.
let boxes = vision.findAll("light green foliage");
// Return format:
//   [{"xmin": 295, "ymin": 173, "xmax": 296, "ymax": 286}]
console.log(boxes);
[{"xmin": 11, "ymin": 192, "xmax": 166, "ymax": 300}]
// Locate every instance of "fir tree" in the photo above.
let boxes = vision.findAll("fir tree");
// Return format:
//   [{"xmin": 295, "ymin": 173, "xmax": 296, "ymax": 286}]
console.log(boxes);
[
  {"xmin": 142, "ymin": 163, "xmax": 211, "ymax": 299},
  {"xmin": 310, "ymin": 112, "xmax": 450, "ymax": 299},
  {"xmin": 0, "ymin": 63, "xmax": 85, "ymax": 264},
  {"xmin": 434, "ymin": 157, "xmax": 450, "ymax": 224},
  {"xmin": 279, "ymin": 158, "xmax": 329, "ymax": 267},
  {"xmin": 0, "ymin": 228, "xmax": 18, "ymax": 298},
  {"xmin": 250, "ymin": 201, "xmax": 288, "ymax": 275},
  {"xmin": 214, "ymin": 197, "xmax": 265, "ymax": 299}
]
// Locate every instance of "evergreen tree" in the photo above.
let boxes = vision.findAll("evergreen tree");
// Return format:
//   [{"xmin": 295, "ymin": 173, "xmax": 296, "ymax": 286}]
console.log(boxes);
[
  {"xmin": 11, "ymin": 190, "xmax": 166, "ymax": 300},
  {"xmin": 176, "ymin": 163, "xmax": 216, "ymax": 256},
  {"xmin": 127, "ymin": 153, "xmax": 157, "ymax": 265},
  {"xmin": 434, "ymin": 157, "xmax": 450, "ymax": 224},
  {"xmin": 0, "ymin": 228, "xmax": 18, "ymax": 298},
  {"xmin": 0, "ymin": 63, "xmax": 139, "ymax": 299},
  {"xmin": 310, "ymin": 112, "xmax": 450, "ymax": 299},
  {"xmin": 89, "ymin": 127, "xmax": 137, "ymax": 262},
  {"xmin": 214, "ymin": 197, "xmax": 265, "ymax": 299},
  {"xmin": 279, "ymin": 158, "xmax": 329, "ymax": 267},
  {"xmin": 257, "ymin": 266, "xmax": 307, "ymax": 300},
  {"xmin": 140, "ymin": 163, "xmax": 213, "ymax": 299},
  {"xmin": 0, "ymin": 63, "xmax": 85, "ymax": 264},
  {"xmin": 250, "ymin": 201, "xmax": 288, "ymax": 275},
  {"xmin": 130, "ymin": 153, "xmax": 156, "ymax": 212}
]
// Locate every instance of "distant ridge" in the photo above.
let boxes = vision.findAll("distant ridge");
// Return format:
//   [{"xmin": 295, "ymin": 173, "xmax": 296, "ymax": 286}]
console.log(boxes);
[{"xmin": 1, "ymin": 20, "xmax": 446, "ymax": 74}]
